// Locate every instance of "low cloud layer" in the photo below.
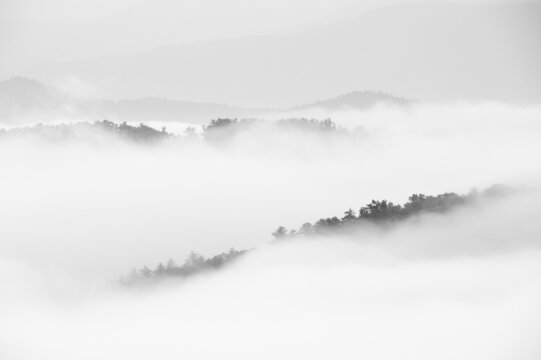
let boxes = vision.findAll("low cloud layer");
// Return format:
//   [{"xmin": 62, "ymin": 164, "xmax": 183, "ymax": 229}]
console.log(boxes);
[
  {"xmin": 0, "ymin": 102, "xmax": 540, "ymax": 359},
  {"xmin": 1, "ymin": 197, "xmax": 541, "ymax": 359}
]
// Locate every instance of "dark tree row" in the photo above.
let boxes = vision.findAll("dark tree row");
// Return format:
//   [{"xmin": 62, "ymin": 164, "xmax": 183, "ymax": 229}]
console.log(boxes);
[
  {"xmin": 276, "ymin": 118, "xmax": 338, "ymax": 132},
  {"xmin": 202, "ymin": 117, "xmax": 342, "ymax": 143},
  {"xmin": 121, "ymin": 186, "xmax": 509, "ymax": 286},
  {"xmin": 204, "ymin": 117, "xmax": 339, "ymax": 133},
  {"xmin": 95, "ymin": 120, "xmax": 170, "ymax": 142},
  {"xmin": 1, "ymin": 120, "xmax": 172, "ymax": 143},
  {"xmin": 272, "ymin": 192, "xmax": 471, "ymax": 239},
  {"xmin": 121, "ymin": 248, "xmax": 246, "ymax": 286},
  {"xmin": 1, "ymin": 118, "xmax": 343, "ymax": 143}
]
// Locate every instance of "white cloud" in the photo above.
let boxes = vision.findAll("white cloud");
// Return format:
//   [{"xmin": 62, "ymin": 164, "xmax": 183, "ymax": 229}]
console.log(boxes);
[{"xmin": 0, "ymin": 102, "xmax": 540, "ymax": 359}]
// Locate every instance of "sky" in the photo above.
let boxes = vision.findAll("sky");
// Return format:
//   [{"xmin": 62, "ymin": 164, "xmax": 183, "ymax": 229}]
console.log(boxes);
[
  {"xmin": 3, "ymin": 0, "xmax": 537, "ymax": 23},
  {"xmin": 1, "ymin": 0, "xmax": 539, "ymax": 107},
  {"xmin": 1, "ymin": 0, "xmax": 538, "ymax": 64}
]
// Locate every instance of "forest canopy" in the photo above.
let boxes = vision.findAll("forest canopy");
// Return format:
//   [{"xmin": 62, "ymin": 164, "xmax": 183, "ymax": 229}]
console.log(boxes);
[
  {"xmin": 0, "ymin": 118, "xmax": 344, "ymax": 143},
  {"xmin": 122, "ymin": 186, "xmax": 509, "ymax": 287}
]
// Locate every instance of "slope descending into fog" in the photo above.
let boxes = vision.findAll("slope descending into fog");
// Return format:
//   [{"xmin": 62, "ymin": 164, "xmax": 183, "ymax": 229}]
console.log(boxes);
[
  {"xmin": 0, "ymin": 102, "xmax": 540, "ymax": 281},
  {"xmin": 1, "ymin": 190, "xmax": 540, "ymax": 360},
  {"xmin": 0, "ymin": 77, "xmax": 76, "ymax": 123},
  {"xmin": 121, "ymin": 190, "xmax": 473, "ymax": 285},
  {"xmin": 0, "ymin": 102, "xmax": 540, "ymax": 359},
  {"xmin": 1, "ymin": 2, "xmax": 539, "ymax": 107}
]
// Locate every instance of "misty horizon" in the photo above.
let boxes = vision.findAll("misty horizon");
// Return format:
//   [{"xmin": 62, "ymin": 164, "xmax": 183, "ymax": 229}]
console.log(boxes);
[
  {"xmin": 1, "ymin": 1, "xmax": 540, "ymax": 359},
  {"xmin": 1, "ymin": 1, "xmax": 540, "ymax": 107}
]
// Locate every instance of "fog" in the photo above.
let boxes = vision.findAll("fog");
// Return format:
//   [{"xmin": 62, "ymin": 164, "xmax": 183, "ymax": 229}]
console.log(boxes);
[{"xmin": 0, "ymin": 102, "xmax": 540, "ymax": 358}]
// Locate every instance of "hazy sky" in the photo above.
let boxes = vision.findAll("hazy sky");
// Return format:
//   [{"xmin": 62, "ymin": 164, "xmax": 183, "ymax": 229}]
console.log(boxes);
[
  {"xmin": 1, "ymin": 0, "xmax": 539, "ymax": 106},
  {"xmin": 3, "ymin": 0, "xmax": 537, "ymax": 23},
  {"xmin": 2, "ymin": 0, "xmax": 538, "ymax": 54},
  {"xmin": 0, "ymin": 0, "xmax": 363, "ymax": 66}
]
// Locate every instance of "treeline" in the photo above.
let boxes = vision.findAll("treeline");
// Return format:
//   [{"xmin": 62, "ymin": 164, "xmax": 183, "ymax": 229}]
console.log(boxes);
[
  {"xmin": 121, "ymin": 248, "xmax": 246, "ymax": 286},
  {"xmin": 122, "ymin": 187, "xmax": 510, "ymax": 287},
  {"xmin": 0, "ymin": 120, "xmax": 172, "ymax": 143},
  {"xmin": 272, "ymin": 192, "xmax": 471, "ymax": 239},
  {"xmin": 204, "ymin": 117, "xmax": 339, "ymax": 133},
  {"xmin": 1, "ymin": 118, "xmax": 343, "ymax": 143},
  {"xmin": 203, "ymin": 117, "xmax": 342, "ymax": 142},
  {"xmin": 96, "ymin": 120, "xmax": 170, "ymax": 142}
]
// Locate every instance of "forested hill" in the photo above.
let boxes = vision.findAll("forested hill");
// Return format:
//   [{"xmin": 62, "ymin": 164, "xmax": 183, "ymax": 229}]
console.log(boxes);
[
  {"xmin": 0, "ymin": 120, "xmax": 173, "ymax": 143},
  {"xmin": 122, "ymin": 186, "xmax": 509, "ymax": 287},
  {"xmin": 271, "ymin": 192, "xmax": 468, "ymax": 239},
  {"xmin": 0, "ymin": 118, "xmax": 343, "ymax": 143}
]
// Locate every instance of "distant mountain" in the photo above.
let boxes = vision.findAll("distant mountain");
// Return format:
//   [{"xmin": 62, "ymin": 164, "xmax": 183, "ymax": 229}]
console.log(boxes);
[
  {"xmin": 1, "ymin": 2, "xmax": 539, "ymax": 107},
  {"xmin": 0, "ymin": 77, "xmax": 72, "ymax": 106},
  {"xmin": 0, "ymin": 77, "xmax": 410, "ymax": 125},
  {"xmin": 0, "ymin": 77, "xmax": 79, "ymax": 123},
  {"xmin": 0, "ymin": 77, "xmax": 263, "ymax": 125},
  {"xmin": 294, "ymin": 91, "xmax": 411, "ymax": 110}
]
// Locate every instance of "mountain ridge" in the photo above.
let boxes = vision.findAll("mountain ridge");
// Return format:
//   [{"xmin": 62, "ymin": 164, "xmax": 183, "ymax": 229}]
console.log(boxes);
[
  {"xmin": 1, "ymin": 2, "xmax": 539, "ymax": 107},
  {"xmin": 0, "ymin": 77, "xmax": 411, "ymax": 125}
]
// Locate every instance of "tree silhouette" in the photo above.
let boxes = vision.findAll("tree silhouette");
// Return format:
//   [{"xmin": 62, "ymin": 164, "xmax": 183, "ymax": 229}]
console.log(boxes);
[
  {"xmin": 272, "ymin": 226, "xmax": 288, "ymax": 240},
  {"xmin": 342, "ymin": 208, "xmax": 357, "ymax": 222},
  {"xmin": 122, "ymin": 188, "xmax": 494, "ymax": 287}
]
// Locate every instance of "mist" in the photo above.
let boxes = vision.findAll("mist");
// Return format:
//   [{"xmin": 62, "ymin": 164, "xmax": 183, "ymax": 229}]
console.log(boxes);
[
  {"xmin": 0, "ymin": 101, "xmax": 540, "ymax": 358},
  {"xmin": 2, "ymin": 0, "xmax": 541, "ymax": 355},
  {"xmin": 0, "ymin": 103, "xmax": 539, "ymax": 275}
]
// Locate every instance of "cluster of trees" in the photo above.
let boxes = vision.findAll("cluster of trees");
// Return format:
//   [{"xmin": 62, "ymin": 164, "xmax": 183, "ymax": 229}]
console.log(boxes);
[
  {"xmin": 204, "ymin": 118, "xmax": 239, "ymax": 131},
  {"xmin": 121, "ymin": 248, "xmax": 246, "ymax": 286},
  {"xmin": 122, "ymin": 187, "xmax": 509, "ymax": 287},
  {"xmin": 204, "ymin": 117, "xmax": 339, "ymax": 132},
  {"xmin": 2, "ymin": 118, "xmax": 343, "ymax": 143},
  {"xmin": 202, "ymin": 117, "xmax": 342, "ymax": 142},
  {"xmin": 95, "ymin": 120, "xmax": 171, "ymax": 142},
  {"xmin": 275, "ymin": 118, "xmax": 338, "ymax": 132},
  {"xmin": 1, "ymin": 120, "xmax": 172, "ymax": 143},
  {"xmin": 272, "ymin": 192, "xmax": 469, "ymax": 239}
]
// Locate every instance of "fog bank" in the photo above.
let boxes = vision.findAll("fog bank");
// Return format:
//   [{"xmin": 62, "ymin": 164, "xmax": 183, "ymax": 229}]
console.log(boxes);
[{"xmin": 0, "ymin": 102, "xmax": 540, "ymax": 359}]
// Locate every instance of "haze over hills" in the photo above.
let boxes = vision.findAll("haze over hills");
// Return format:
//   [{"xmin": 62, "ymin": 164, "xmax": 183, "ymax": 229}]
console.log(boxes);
[
  {"xmin": 293, "ymin": 91, "xmax": 412, "ymax": 110},
  {"xmin": 3, "ymin": 1, "xmax": 541, "ymax": 358},
  {"xmin": 0, "ymin": 76, "xmax": 69, "ymax": 106},
  {"xmin": 0, "ymin": 77, "xmax": 245, "ymax": 125},
  {"xmin": 0, "ymin": 77, "xmax": 411, "ymax": 125},
  {"xmin": 1, "ymin": 2, "xmax": 539, "ymax": 107},
  {"xmin": 0, "ymin": 77, "xmax": 79, "ymax": 124}
]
